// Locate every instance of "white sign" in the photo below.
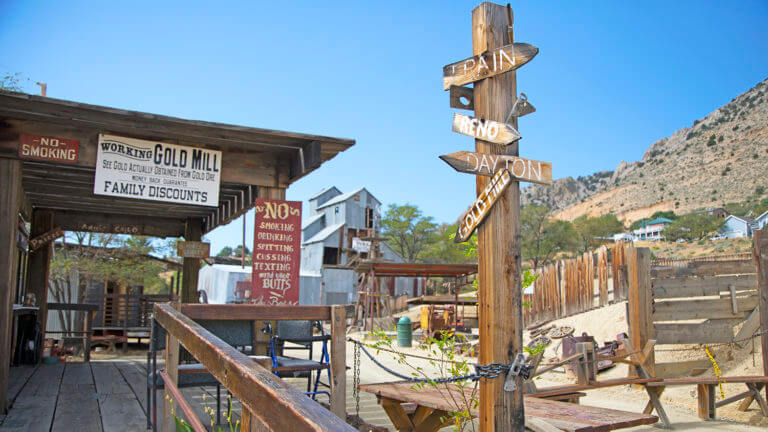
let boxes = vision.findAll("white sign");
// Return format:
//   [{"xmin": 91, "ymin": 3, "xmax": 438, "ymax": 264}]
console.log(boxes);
[
  {"xmin": 94, "ymin": 134, "xmax": 221, "ymax": 207},
  {"xmin": 352, "ymin": 237, "xmax": 371, "ymax": 253}
]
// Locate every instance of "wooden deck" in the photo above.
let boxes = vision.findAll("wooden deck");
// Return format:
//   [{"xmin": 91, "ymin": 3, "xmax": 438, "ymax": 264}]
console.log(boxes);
[{"xmin": 0, "ymin": 359, "xmax": 393, "ymax": 432}]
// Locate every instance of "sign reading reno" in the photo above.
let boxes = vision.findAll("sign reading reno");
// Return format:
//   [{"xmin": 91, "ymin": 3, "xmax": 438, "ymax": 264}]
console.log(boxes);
[
  {"xmin": 251, "ymin": 198, "xmax": 302, "ymax": 305},
  {"xmin": 94, "ymin": 134, "xmax": 220, "ymax": 206}
]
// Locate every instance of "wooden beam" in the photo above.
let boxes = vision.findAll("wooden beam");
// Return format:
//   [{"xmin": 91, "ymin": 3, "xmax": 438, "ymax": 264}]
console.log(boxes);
[
  {"xmin": 753, "ymin": 229, "xmax": 768, "ymax": 401},
  {"xmin": 0, "ymin": 158, "xmax": 21, "ymax": 414},
  {"xmin": 181, "ymin": 218, "xmax": 203, "ymax": 303},
  {"xmin": 50, "ymin": 210, "xmax": 185, "ymax": 238},
  {"xmin": 25, "ymin": 209, "xmax": 53, "ymax": 362},
  {"xmin": 654, "ymin": 323, "xmax": 733, "ymax": 344},
  {"xmin": 162, "ymin": 303, "xmax": 181, "ymax": 431},
  {"xmin": 472, "ymin": 3, "xmax": 524, "ymax": 431},
  {"xmin": 153, "ymin": 303, "xmax": 354, "ymax": 431},
  {"xmin": 627, "ymin": 247, "xmax": 655, "ymax": 376},
  {"xmin": 330, "ymin": 305, "xmax": 346, "ymax": 420},
  {"xmin": 180, "ymin": 304, "xmax": 332, "ymax": 321}
]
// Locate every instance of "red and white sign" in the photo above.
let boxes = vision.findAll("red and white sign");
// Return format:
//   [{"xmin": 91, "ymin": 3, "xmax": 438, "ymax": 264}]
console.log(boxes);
[
  {"xmin": 19, "ymin": 134, "xmax": 79, "ymax": 163},
  {"xmin": 251, "ymin": 198, "xmax": 302, "ymax": 305}
]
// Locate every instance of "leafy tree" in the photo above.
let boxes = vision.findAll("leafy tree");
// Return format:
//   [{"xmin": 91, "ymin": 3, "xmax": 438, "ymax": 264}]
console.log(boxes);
[
  {"xmin": 573, "ymin": 213, "xmax": 625, "ymax": 252},
  {"xmin": 216, "ymin": 246, "xmax": 233, "ymax": 257},
  {"xmin": 420, "ymin": 223, "xmax": 474, "ymax": 264},
  {"xmin": 233, "ymin": 244, "xmax": 251, "ymax": 257},
  {"xmin": 663, "ymin": 213, "xmax": 725, "ymax": 241},
  {"xmin": 521, "ymin": 205, "xmax": 579, "ymax": 269},
  {"xmin": 381, "ymin": 203, "xmax": 438, "ymax": 262},
  {"xmin": 0, "ymin": 72, "xmax": 24, "ymax": 92}
]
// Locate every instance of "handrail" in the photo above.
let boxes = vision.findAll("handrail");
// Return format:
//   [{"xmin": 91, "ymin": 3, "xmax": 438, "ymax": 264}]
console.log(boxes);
[
  {"xmin": 158, "ymin": 370, "xmax": 207, "ymax": 432},
  {"xmin": 153, "ymin": 303, "xmax": 354, "ymax": 431},
  {"xmin": 180, "ymin": 303, "xmax": 332, "ymax": 321}
]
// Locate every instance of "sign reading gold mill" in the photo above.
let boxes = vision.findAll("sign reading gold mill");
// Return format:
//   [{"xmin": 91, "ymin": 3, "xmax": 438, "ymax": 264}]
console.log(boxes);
[{"xmin": 93, "ymin": 134, "xmax": 221, "ymax": 206}]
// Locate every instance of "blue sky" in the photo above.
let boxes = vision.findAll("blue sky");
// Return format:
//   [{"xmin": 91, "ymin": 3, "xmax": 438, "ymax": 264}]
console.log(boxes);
[{"xmin": 2, "ymin": 1, "xmax": 767, "ymax": 254}]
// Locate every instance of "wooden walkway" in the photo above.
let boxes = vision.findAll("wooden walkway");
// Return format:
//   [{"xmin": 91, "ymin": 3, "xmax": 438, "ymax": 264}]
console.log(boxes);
[{"xmin": 0, "ymin": 359, "xmax": 393, "ymax": 431}]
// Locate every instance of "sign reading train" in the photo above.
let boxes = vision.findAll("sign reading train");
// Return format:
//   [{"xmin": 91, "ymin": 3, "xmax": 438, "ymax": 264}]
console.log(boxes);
[{"xmin": 93, "ymin": 134, "xmax": 221, "ymax": 206}]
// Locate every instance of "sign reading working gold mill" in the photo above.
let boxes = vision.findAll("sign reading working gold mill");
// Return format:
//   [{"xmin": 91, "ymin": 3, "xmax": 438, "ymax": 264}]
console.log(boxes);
[{"xmin": 93, "ymin": 134, "xmax": 221, "ymax": 206}]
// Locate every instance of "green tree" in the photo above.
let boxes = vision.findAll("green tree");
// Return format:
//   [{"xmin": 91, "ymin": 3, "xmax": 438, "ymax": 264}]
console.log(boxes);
[
  {"xmin": 573, "ymin": 213, "xmax": 625, "ymax": 252},
  {"xmin": 663, "ymin": 213, "xmax": 725, "ymax": 241},
  {"xmin": 233, "ymin": 244, "xmax": 250, "ymax": 257},
  {"xmin": 0, "ymin": 72, "xmax": 23, "ymax": 92},
  {"xmin": 381, "ymin": 203, "xmax": 438, "ymax": 262},
  {"xmin": 217, "ymin": 246, "xmax": 233, "ymax": 257},
  {"xmin": 521, "ymin": 205, "xmax": 579, "ymax": 269},
  {"xmin": 420, "ymin": 223, "xmax": 474, "ymax": 264}
]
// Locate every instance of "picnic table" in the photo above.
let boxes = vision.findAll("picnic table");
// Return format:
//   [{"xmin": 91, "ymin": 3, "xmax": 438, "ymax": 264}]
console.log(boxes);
[{"xmin": 359, "ymin": 381, "xmax": 659, "ymax": 432}]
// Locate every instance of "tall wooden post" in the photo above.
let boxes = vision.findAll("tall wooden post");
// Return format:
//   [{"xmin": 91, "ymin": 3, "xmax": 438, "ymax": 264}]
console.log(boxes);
[
  {"xmin": 473, "ymin": 3, "xmax": 524, "ymax": 430},
  {"xmin": 26, "ymin": 209, "xmax": 54, "ymax": 359},
  {"xmin": 753, "ymin": 230, "xmax": 768, "ymax": 400},
  {"xmin": 330, "ymin": 305, "xmax": 347, "ymax": 420},
  {"xmin": 0, "ymin": 158, "xmax": 21, "ymax": 414},
  {"xmin": 627, "ymin": 247, "xmax": 655, "ymax": 377},
  {"xmin": 181, "ymin": 218, "xmax": 203, "ymax": 303}
]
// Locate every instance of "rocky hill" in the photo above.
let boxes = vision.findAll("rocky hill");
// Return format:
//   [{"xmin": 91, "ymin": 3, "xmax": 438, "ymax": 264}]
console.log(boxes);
[{"xmin": 521, "ymin": 77, "xmax": 768, "ymax": 223}]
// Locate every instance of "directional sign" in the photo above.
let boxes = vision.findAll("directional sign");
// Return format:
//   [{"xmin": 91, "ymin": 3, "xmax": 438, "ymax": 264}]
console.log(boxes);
[
  {"xmin": 452, "ymin": 113, "xmax": 520, "ymax": 145},
  {"xmin": 454, "ymin": 169, "xmax": 513, "ymax": 243},
  {"xmin": 442, "ymin": 42, "xmax": 539, "ymax": 90},
  {"xmin": 449, "ymin": 85, "xmax": 474, "ymax": 111},
  {"xmin": 440, "ymin": 151, "xmax": 552, "ymax": 186},
  {"xmin": 29, "ymin": 227, "xmax": 65, "ymax": 251}
]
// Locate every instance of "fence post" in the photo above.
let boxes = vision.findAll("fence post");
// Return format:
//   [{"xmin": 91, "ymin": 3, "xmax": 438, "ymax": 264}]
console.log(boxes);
[
  {"xmin": 330, "ymin": 305, "xmax": 347, "ymax": 420},
  {"xmin": 627, "ymin": 247, "xmax": 655, "ymax": 377},
  {"xmin": 753, "ymin": 230, "xmax": 768, "ymax": 400},
  {"xmin": 162, "ymin": 302, "xmax": 180, "ymax": 431},
  {"xmin": 598, "ymin": 246, "xmax": 609, "ymax": 306}
]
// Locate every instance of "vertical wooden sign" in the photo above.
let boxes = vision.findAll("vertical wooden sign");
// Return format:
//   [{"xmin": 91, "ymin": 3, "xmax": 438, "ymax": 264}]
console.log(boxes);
[{"xmin": 251, "ymin": 198, "xmax": 302, "ymax": 305}]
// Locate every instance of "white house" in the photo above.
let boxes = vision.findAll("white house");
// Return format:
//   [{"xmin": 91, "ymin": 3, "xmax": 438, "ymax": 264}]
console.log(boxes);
[
  {"xmin": 300, "ymin": 186, "xmax": 419, "ymax": 305},
  {"xmin": 632, "ymin": 217, "xmax": 673, "ymax": 241},
  {"xmin": 756, "ymin": 210, "xmax": 768, "ymax": 231},
  {"xmin": 720, "ymin": 215, "xmax": 758, "ymax": 239}
]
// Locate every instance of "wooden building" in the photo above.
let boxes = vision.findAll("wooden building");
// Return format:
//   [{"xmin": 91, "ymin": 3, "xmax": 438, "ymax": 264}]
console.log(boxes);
[{"xmin": 0, "ymin": 90, "xmax": 354, "ymax": 413}]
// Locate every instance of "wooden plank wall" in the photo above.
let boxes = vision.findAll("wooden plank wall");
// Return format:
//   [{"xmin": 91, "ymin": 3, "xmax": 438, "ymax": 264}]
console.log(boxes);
[
  {"xmin": 523, "ymin": 243, "xmax": 634, "ymax": 326},
  {"xmin": 650, "ymin": 258, "xmax": 758, "ymax": 345}
]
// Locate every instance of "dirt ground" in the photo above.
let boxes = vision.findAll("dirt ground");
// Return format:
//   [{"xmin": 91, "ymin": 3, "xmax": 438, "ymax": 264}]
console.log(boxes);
[{"xmin": 353, "ymin": 299, "xmax": 767, "ymax": 430}]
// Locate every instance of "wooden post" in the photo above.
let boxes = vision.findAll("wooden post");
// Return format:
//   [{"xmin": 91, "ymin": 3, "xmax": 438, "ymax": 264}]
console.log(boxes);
[
  {"xmin": 83, "ymin": 310, "xmax": 93, "ymax": 362},
  {"xmin": 181, "ymin": 218, "xmax": 203, "ymax": 303},
  {"xmin": 330, "ymin": 305, "xmax": 347, "ymax": 420},
  {"xmin": 753, "ymin": 230, "xmax": 768, "ymax": 400},
  {"xmin": 627, "ymin": 247, "xmax": 655, "ymax": 377},
  {"xmin": 0, "ymin": 159, "xmax": 21, "ymax": 414},
  {"xmin": 162, "ymin": 302, "xmax": 181, "ymax": 431},
  {"xmin": 26, "ymin": 209, "xmax": 54, "ymax": 359},
  {"xmin": 472, "ymin": 3, "xmax": 524, "ymax": 430},
  {"xmin": 598, "ymin": 246, "xmax": 609, "ymax": 306}
]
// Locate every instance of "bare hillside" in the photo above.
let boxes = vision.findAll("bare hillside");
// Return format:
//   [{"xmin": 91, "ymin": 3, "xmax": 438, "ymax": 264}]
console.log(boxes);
[{"xmin": 522, "ymin": 78, "xmax": 768, "ymax": 222}]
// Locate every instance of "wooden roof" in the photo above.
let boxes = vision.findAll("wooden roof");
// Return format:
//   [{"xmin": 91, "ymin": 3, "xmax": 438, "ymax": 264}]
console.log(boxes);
[{"xmin": 0, "ymin": 91, "xmax": 354, "ymax": 236}]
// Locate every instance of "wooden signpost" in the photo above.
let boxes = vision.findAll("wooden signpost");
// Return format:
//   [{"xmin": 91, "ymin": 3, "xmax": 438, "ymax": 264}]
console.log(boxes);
[
  {"xmin": 439, "ymin": 3, "xmax": 548, "ymax": 431},
  {"xmin": 452, "ymin": 113, "xmax": 520, "ymax": 144},
  {"xmin": 455, "ymin": 169, "xmax": 512, "ymax": 243},
  {"xmin": 442, "ymin": 42, "xmax": 538, "ymax": 90},
  {"xmin": 28, "ymin": 227, "xmax": 64, "ymax": 251},
  {"xmin": 440, "ymin": 151, "xmax": 552, "ymax": 185}
]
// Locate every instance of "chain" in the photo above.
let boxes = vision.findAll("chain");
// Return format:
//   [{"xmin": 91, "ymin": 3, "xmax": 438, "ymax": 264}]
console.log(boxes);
[
  {"xmin": 353, "ymin": 341, "xmax": 361, "ymax": 420},
  {"xmin": 350, "ymin": 339, "xmax": 527, "ymax": 385}
]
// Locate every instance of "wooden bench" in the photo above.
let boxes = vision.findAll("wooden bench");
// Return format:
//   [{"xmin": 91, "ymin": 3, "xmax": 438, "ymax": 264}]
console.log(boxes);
[
  {"xmin": 646, "ymin": 376, "xmax": 768, "ymax": 420},
  {"xmin": 359, "ymin": 381, "xmax": 658, "ymax": 432}
]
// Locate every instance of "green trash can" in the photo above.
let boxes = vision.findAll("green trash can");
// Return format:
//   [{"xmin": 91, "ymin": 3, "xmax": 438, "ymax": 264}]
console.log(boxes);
[{"xmin": 397, "ymin": 316, "xmax": 412, "ymax": 347}]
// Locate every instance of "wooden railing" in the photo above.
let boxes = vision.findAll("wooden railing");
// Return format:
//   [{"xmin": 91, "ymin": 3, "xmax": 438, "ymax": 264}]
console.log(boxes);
[
  {"xmin": 153, "ymin": 303, "xmax": 353, "ymax": 431},
  {"xmin": 46, "ymin": 302, "xmax": 99, "ymax": 362},
  {"xmin": 88, "ymin": 293, "xmax": 172, "ymax": 330}
]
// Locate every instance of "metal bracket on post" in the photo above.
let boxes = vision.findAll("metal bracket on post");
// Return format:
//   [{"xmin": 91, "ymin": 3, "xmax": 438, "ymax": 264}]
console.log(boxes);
[{"xmin": 503, "ymin": 353, "xmax": 531, "ymax": 392}]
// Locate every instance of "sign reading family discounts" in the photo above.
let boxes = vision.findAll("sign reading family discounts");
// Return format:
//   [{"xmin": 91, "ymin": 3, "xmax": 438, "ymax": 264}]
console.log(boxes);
[
  {"xmin": 94, "ymin": 134, "xmax": 221, "ymax": 206},
  {"xmin": 251, "ymin": 198, "xmax": 302, "ymax": 305}
]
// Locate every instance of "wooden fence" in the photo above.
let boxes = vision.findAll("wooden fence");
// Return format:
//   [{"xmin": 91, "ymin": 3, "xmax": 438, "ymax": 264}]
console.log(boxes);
[
  {"xmin": 154, "ymin": 303, "xmax": 353, "ymax": 431},
  {"xmin": 523, "ymin": 242, "xmax": 635, "ymax": 326}
]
